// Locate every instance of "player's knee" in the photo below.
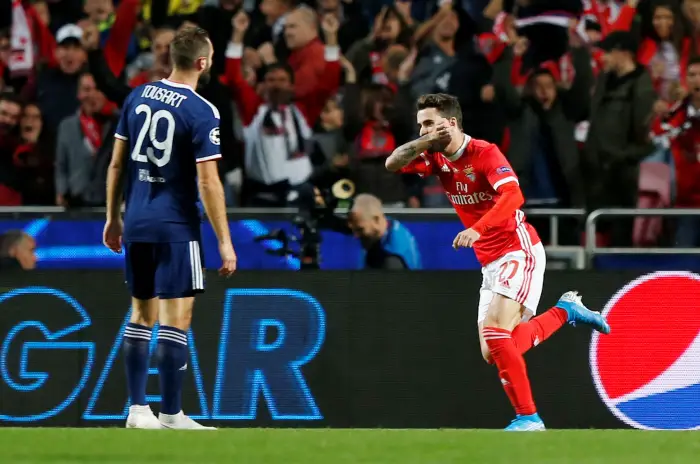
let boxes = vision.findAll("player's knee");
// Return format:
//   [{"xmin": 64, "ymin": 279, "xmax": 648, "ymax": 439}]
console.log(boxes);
[
  {"xmin": 483, "ymin": 294, "xmax": 522, "ymax": 330},
  {"xmin": 159, "ymin": 297, "xmax": 194, "ymax": 330},
  {"xmin": 130, "ymin": 312, "xmax": 157, "ymax": 327},
  {"xmin": 132, "ymin": 313, "xmax": 157, "ymax": 327},
  {"xmin": 130, "ymin": 299, "xmax": 158, "ymax": 327},
  {"xmin": 483, "ymin": 314, "xmax": 508, "ymax": 330},
  {"xmin": 160, "ymin": 312, "xmax": 191, "ymax": 330}
]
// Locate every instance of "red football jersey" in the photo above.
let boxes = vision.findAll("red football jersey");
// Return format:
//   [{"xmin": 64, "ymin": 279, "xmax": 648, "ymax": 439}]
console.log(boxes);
[{"xmin": 400, "ymin": 136, "xmax": 541, "ymax": 265}]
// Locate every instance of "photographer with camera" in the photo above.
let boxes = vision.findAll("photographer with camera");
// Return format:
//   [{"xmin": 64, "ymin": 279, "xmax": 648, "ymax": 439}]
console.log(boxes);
[
  {"xmin": 347, "ymin": 194, "xmax": 422, "ymax": 270},
  {"xmin": 261, "ymin": 189, "xmax": 422, "ymax": 270}
]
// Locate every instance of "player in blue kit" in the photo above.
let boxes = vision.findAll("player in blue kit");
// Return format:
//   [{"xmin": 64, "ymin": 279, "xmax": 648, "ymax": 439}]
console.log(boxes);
[{"xmin": 103, "ymin": 27, "xmax": 237, "ymax": 430}]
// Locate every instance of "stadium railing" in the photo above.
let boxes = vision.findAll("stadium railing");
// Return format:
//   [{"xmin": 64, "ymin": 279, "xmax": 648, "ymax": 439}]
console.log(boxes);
[
  {"xmin": 0, "ymin": 206, "xmax": 587, "ymax": 268},
  {"xmin": 585, "ymin": 208, "xmax": 700, "ymax": 267},
  {"xmin": 362, "ymin": 207, "xmax": 588, "ymax": 269},
  {"xmin": 521, "ymin": 208, "xmax": 587, "ymax": 269}
]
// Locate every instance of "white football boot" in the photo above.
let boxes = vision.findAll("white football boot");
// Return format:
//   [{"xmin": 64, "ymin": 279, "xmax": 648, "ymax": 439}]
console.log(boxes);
[
  {"xmin": 125, "ymin": 405, "xmax": 163, "ymax": 429},
  {"xmin": 159, "ymin": 411, "xmax": 217, "ymax": 430}
]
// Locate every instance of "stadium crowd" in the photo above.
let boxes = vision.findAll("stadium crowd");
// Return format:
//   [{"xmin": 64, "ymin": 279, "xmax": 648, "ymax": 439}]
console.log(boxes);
[{"xmin": 0, "ymin": 0, "xmax": 699, "ymax": 246}]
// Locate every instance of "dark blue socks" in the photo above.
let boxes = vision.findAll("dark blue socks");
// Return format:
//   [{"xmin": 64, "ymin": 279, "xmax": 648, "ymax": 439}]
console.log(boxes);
[
  {"xmin": 156, "ymin": 325, "xmax": 188, "ymax": 415},
  {"xmin": 123, "ymin": 322, "xmax": 152, "ymax": 406}
]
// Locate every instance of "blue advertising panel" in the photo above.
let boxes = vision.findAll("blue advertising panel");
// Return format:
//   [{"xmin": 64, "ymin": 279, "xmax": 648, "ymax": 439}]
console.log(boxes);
[{"xmin": 0, "ymin": 217, "xmax": 481, "ymax": 270}]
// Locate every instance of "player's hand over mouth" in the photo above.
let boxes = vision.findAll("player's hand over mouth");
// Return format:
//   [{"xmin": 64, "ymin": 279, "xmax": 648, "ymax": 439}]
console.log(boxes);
[
  {"xmin": 427, "ymin": 121, "xmax": 452, "ymax": 152},
  {"xmin": 219, "ymin": 242, "xmax": 238, "ymax": 276},
  {"xmin": 453, "ymin": 228, "xmax": 480, "ymax": 249}
]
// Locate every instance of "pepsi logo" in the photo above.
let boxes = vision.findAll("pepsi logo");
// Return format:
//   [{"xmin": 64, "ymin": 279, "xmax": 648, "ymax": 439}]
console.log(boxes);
[{"xmin": 590, "ymin": 271, "xmax": 700, "ymax": 430}]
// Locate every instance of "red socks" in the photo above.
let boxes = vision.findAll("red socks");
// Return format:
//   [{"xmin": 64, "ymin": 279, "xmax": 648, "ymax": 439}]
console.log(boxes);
[
  {"xmin": 483, "ymin": 327, "xmax": 537, "ymax": 416},
  {"xmin": 511, "ymin": 307, "xmax": 567, "ymax": 354},
  {"xmin": 481, "ymin": 309, "xmax": 567, "ymax": 416}
]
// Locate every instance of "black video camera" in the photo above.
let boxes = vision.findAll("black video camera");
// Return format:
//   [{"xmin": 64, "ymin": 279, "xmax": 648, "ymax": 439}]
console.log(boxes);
[{"xmin": 254, "ymin": 179, "xmax": 356, "ymax": 269}]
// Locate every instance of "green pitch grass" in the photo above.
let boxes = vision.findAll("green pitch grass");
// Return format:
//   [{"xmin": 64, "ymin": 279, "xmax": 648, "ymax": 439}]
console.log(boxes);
[{"xmin": 1, "ymin": 428, "xmax": 698, "ymax": 464}]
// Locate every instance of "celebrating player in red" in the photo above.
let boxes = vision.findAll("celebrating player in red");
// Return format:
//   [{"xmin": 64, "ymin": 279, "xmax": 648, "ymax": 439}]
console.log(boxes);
[{"xmin": 386, "ymin": 93, "xmax": 610, "ymax": 431}]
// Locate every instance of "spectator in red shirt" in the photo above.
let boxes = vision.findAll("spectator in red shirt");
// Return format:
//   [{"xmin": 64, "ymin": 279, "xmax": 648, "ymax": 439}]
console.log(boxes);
[
  {"xmin": 651, "ymin": 57, "xmax": 700, "ymax": 246},
  {"xmin": 275, "ymin": 4, "xmax": 329, "ymax": 101}
]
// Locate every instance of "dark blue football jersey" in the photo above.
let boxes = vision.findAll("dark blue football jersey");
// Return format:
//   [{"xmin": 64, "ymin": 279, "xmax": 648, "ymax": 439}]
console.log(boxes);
[{"xmin": 114, "ymin": 79, "xmax": 221, "ymax": 243}]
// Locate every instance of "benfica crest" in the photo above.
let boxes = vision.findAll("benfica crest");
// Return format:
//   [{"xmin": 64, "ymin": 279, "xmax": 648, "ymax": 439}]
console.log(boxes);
[{"xmin": 463, "ymin": 165, "xmax": 476, "ymax": 182}]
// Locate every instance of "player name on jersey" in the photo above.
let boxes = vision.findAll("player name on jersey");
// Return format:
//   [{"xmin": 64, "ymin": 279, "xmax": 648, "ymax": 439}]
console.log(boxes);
[{"xmin": 141, "ymin": 84, "xmax": 188, "ymax": 108}]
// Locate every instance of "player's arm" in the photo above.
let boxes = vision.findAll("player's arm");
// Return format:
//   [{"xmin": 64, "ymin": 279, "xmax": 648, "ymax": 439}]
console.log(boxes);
[
  {"xmin": 385, "ymin": 122, "xmax": 451, "ymax": 172},
  {"xmin": 103, "ymin": 137, "xmax": 128, "ymax": 253},
  {"xmin": 106, "ymin": 138, "xmax": 128, "ymax": 222},
  {"xmin": 454, "ymin": 147, "xmax": 524, "ymax": 249},
  {"xmin": 194, "ymin": 114, "xmax": 237, "ymax": 275},
  {"xmin": 471, "ymin": 182, "xmax": 524, "ymax": 236},
  {"xmin": 106, "ymin": 97, "xmax": 130, "ymax": 224},
  {"xmin": 196, "ymin": 161, "xmax": 229, "ymax": 241},
  {"xmin": 385, "ymin": 136, "xmax": 435, "ymax": 172},
  {"xmin": 196, "ymin": 161, "xmax": 237, "ymax": 276},
  {"xmin": 471, "ymin": 147, "xmax": 523, "ymax": 236}
]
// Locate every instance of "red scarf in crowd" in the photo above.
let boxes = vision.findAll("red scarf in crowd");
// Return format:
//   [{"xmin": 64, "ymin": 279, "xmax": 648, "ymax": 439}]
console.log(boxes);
[
  {"xmin": 79, "ymin": 111, "xmax": 104, "ymax": 155},
  {"xmin": 79, "ymin": 101, "xmax": 118, "ymax": 154}
]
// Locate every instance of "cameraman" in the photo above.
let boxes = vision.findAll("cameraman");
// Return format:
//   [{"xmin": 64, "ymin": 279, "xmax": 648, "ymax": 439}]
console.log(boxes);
[{"xmin": 347, "ymin": 194, "xmax": 422, "ymax": 270}]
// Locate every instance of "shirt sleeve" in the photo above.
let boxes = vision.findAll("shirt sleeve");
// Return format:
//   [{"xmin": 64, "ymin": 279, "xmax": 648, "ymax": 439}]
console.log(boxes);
[
  {"xmin": 192, "ymin": 106, "xmax": 222, "ymax": 163},
  {"xmin": 114, "ymin": 98, "xmax": 129, "ymax": 140},
  {"xmin": 480, "ymin": 145, "xmax": 519, "ymax": 192},
  {"xmin": 398, "ymin": 153, "xmax": 434, "ymax": 177}
]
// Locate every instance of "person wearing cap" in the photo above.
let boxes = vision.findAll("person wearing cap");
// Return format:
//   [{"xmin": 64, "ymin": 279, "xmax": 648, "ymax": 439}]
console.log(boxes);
[
  {"xmin": 582, "ymin": 30, "xmax": 656, "ymax": 246},
  {"xmin": 34, "ymin": 23, "xmax": 87, "ymax": 132}
]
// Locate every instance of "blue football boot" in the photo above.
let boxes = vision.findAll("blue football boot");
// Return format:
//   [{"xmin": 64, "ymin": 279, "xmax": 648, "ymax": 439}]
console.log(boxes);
[
  {"xmin": 504, "ymin": 413, "xmax": 546, "ymax": 431},
  {"xmin": 556, "ymin": 291, "xmax": 611, "ymax": 334}
]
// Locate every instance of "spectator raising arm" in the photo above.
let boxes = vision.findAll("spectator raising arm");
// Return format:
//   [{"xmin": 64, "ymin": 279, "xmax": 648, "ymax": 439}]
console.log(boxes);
[
  {"xmin": 294, "ymin": 14, "xmax": 342, "ymax": 126},
  {"xmin": 96, "ymin": 0, "xmax": 142, "ymax": 78},
  {"xmin": 412, "ymin": 0, "xmax": 453, "ymax": 47},
  {"xmin": 558, "ymin": 43, "xmax": 593, "ymax": 123},
  {"xmin": 225, "ymin": 11, "xmax": 264, "ymax": 126},
  {"xmin": 84, "ymin": 22, "xmax": 131, "ymax": 106},
  {"xmin": 492, "ymin": 47, "xmax": 525, "ymax": 120}
]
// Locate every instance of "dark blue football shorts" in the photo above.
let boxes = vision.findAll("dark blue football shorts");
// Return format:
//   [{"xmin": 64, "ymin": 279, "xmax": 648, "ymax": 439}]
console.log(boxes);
[{"xmin": 124, "ymin": 241, "xmax": 205, "ymax": 300}]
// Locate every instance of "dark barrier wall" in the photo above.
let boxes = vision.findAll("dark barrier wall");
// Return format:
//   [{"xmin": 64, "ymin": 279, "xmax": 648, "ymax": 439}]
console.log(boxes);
[{"xmin": 1, "ymin": 271, "xmax": 698, "ymax": 429}]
